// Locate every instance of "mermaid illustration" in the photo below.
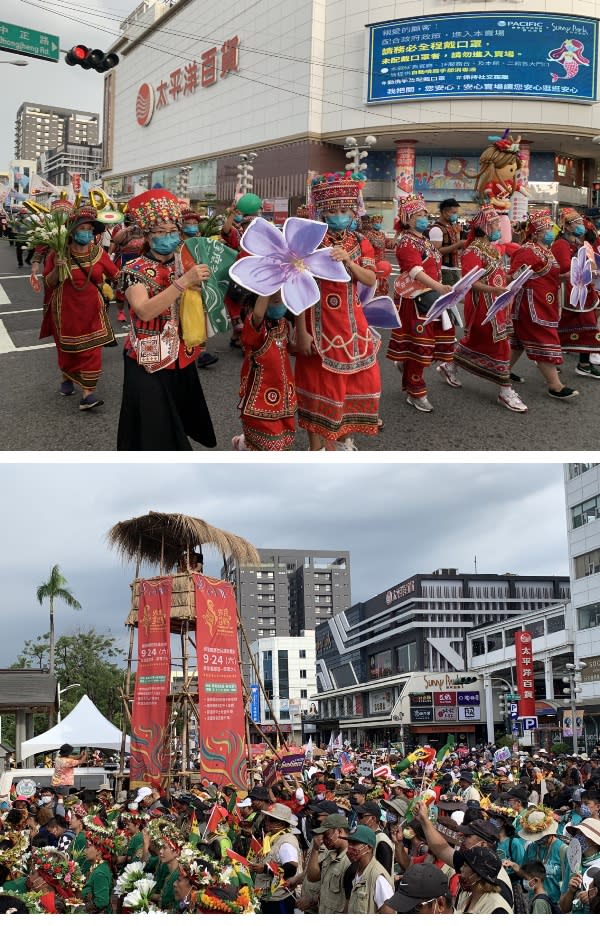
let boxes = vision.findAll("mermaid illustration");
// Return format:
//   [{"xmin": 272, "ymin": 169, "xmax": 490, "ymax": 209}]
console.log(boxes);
[{"xmin": 548, "ymin": 39, "xmax": 589, "ymax": 83}]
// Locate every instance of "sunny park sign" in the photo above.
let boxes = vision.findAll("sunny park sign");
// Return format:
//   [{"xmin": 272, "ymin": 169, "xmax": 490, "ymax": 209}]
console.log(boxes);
[{"xmin": 135, "ymin": 35, "xmax": 240, "ymax": 127}]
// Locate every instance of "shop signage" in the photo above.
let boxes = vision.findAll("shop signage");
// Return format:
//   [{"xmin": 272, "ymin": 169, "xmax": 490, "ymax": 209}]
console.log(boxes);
[
  {"xmin": 385, "ymin": 579, "xmax": 415, "ymax": 605},
  {"xmin": 249, "ymin": 684, "xmax": 260, "ymax": 722},
  {"xmin": 563, "ymin": 709, "xmax": 584, "ymax": 737},
  {"xmin": 136, "ymin": 36, "xmax": 240, "ymax": 126},
  {"xmin": 410, "ymin": 707, "xmax": 434, "ymax": 723},
  {"xmin": 434, "ymin": 691, "xmax": 457, "ymax": 706},
  {"xmin": 457, "ymin": 691, "xmax": 480, "ymax": 706},
  {"xmin": 367, "ymin": 13, "xmax": 598, "ymax": 104},
  {"xmin": 581, "ymin": 657, "xmax": 600, "ymax": 682},
  {"xmin": 369, "ymin": 689, "xmax": 394, "ymax": 713},
  {"xmin": 515, "ymin": 631, "xmax": 535, "ymax": 717},
  {"xmin": 409, "ymin": 692, "xmax": 433, "ymax": 706},
  {"xmin": 458, "ymin": 705, "xmax": 481, "ymax": 721},
  {"xmin": 434, "ymin": 706, "xmax": 458, "ymax": 722}
]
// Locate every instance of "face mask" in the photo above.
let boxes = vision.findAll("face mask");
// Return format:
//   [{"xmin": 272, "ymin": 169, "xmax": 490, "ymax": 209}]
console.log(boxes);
[
  {"xmin": 448, "ymin": 214, "xmax": 459, "ymax": 224},
  {"xmin": 183, "ymin": 225, "xmax": 199, "ymax": 235},
  {"xmin": 73, "ymin": 230, "xmax": 93, "ymax": 245},
  {"xmin": 415, "ymin": 217, "xmax": 430, "ymax": 233},
  {"xmin": 373, "ymin": 223, "xmax": 382, "ymax": 230},
  {"xmin": 151, "ymin": 232, "xmax": 181, "ymax": 255},
  {"xmin": 489, "ymin": 229, "xmax": 502, "ymax": 242},
  {"xmin": 266, "ymin": 302, "xmax": 287, "ymax": 320},
  {"xmin": 573, "ymin": 224, "xmax": 585, "ymax": 236},
  {"xmin": 326, "ymin": 214, "xmax": 352, "ymax": 231},
  {"xmin": 40, "ymin": 796, "xmax": 53, "ymax": 805},
  {"xmin": 234, "ymin": 214, "xmax": 243, "ymax": 224},
  {"xmin": 580, "ymin": 803, "xmax": 592, "ymax": 819},
  {"xmin": 542, "ymin": 230, "xmax": 555, "ymax": 246},
  {"xmin": 349, "ymin": 219, "xmax": 358, "ymax": 231}
]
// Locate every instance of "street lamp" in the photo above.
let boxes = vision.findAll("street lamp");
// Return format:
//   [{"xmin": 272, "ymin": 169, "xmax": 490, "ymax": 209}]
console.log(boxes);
[
  {"xmin": 0, "ymin": 60, "xmax": 29, "ymax": 67},
  {"xmin": 484, "ymin": 675, "xmax": 517, "ymax": 744},
  {"xmin": 236, "ymin": 151, "xmax": 257, "ymax": 195},
  {"xmin": 563, "ymin": 661, "xmax": 586, "ymax": 756},
  {"xmin": 344, "ymin": 135, "xmax": 377, "ymax": 174},
  {"xmin": 57, "ymin": 683, "xmax": 80, "ymax": 723}
]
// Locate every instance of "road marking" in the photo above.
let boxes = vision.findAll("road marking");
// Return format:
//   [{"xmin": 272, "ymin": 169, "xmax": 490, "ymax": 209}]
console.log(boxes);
[
  {"xmin": 0, "ymin": 274, "xmax": 35, "ymax": 281},
  {"xmin": 0, "ymin": 307, "xmax": 43, "ymax": 316},
  {"xmin": 0, "ymin": 320, "xmax": 16, "ymax": 354},
  {"xmin": 0, "ymin": 284, "xmax": 10, "ymax": 305}
]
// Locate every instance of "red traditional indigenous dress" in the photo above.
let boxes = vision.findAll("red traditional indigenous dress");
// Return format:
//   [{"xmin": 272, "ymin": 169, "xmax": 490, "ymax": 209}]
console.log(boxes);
[
  {"xmin": 386, "ymin": 231, "xmax": 455, "ymax": 398},
  {"xmin": 43, "ymin": 246, "xmax": 117, "ymax": 390},
  {"xmin": 116, "ymin": 254, "xmax": 216, "ymax": 451},
  {"xmin": 454, "ymin": 240, "xmax": 510, "ymax": 385},
  {"xmin": 509, "ymin": 242, "xmax": 562, "ymax": 365},
  {"xmin": 363, "ymin": 227, "xmax": 389, "ymax": 295},
  {"xmin": 294, "ymin": 231, "xmax": 381, "ymax": 441},
  {"xmin": 239, "ymin": 314, "xmax": 297, "ymax": 451},
  {"xmin": 552, "ymin": 235, "xmax": 600, "ymax": 352}
]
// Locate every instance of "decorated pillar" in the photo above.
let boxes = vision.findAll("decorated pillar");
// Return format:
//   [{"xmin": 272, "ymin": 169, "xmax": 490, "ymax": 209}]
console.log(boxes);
[
  {"xmin": 510, "ymin": 139, "xmax": 532, "ymax": 224},
  {"xmin": 394, "ymin": 140, "xmax": 417, "ymax": 205}
]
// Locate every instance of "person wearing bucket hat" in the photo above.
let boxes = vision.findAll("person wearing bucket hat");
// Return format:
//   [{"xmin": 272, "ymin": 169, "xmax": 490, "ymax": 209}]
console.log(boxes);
[
  {"xmin": 116, "ymin": 188, "xmax": 217, "ymax": 451},
  {"xmin": 380, "ymin": 861, "xmax": 453, "ymax": 914},
  {"xmin": 251, "ymin": 803, "xmax": 300, "ymax": 912},
  {"xmin": 504, "ymin": 805, "xmax": 564, "ymax": 904},
  {"xmin": 455, "ymin": 845, "xmax": 513, "ymax": 913},
  {"xmin": 294, "ymin": 170, "xmax": 383, "ymax": 451},
  {"xmin": 346, "ymin": 824, "xmax": 394, "ymax": 913},
  {"xmin": 458, "ymin": 770, "xmax": 482, "ymax": 804},
  {"xmin": 44, "ymin": 204, "xmax": 119, "ymax": 409},
  {"xmin": 559, "ymin": 817, "xmax": 600, "ymax": 912},
  {"xmin": 296, "ymin": 813, "xmax": 350, "ymax": 914}
]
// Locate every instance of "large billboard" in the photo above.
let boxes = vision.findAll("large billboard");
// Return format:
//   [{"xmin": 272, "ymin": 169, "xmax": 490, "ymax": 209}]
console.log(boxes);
[{"xmin": 367, "ymin": 13, "xmax": 598, "ymax": 104}]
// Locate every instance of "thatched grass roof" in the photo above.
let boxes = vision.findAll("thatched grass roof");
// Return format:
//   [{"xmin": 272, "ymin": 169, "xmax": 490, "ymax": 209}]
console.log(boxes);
[{"xmin": 107, "ymin": 511, "xmax": 260, "ymax": 571}]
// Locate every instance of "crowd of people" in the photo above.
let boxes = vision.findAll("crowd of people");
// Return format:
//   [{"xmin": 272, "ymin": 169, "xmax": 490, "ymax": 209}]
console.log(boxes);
[
  {"xmin": 4, "ymin": 161, "xmax": 600, "ymax": 449},
  {"xmin": 1, "ymin": 740, "xmax": 599, "ymax": 914}
]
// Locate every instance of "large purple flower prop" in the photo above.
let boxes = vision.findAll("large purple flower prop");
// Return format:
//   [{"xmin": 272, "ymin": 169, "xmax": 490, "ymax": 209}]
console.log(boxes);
[
  {"xmin": 228, "ymin": 216, "xmax": 350, "ymax": 315},
  {"xmin": 357, "ymin": 282, "xmax": 401, "ymax": 329},
  {"xmin": 482, "ymin": 266, "xmax": 534, "ymax": 325},
  {"xmin": 570, "ymin": 245, "xmax": 593, "ymax": 310},
  {"xmin": 423, "ymin": 266, "xmax": 486, "ymax": 327}
]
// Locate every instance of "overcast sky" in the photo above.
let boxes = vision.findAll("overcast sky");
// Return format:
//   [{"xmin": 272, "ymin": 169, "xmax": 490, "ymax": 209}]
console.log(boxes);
[
  {"xmin": 0, "ymin": 461, "xmax": 570, "ymax": 666},
  {"xmin": 2, "ymin": 0, "xmax": 135, "ymax": 168}
]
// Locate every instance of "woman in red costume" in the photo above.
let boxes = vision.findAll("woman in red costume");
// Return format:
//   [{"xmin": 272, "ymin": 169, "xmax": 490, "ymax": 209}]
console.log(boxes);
[
  {"xmin": 510, "ymin": 209, "xmax": 579, "ymax": 400},
  {"xmin": 294, "ymin": 172, "xmax": 381, "ymax": 450},
  {"xmin": 454, "ymin": 206, "xmax": 527, "ymax": 412},
  {"xmin": 551, "ymin": 208, "xmax": 600, "ymax": 379},
  {"xmin": 117, "ymin": 189, "xmax": 216, "ymax": 451},
  {"xmin": 360, "ymin": 214, "xmax": 390, "ymax": 295},
  {"xmin": 232, "ymin": 290, "xmax": 297, "ymax": 451},
  {"xmin": 44, "ymin": 205, "xmax": 117, "ymax": 410},
  {"xmin": 386, "ymin": 194, "xmax": 454, "ymax": 413}
]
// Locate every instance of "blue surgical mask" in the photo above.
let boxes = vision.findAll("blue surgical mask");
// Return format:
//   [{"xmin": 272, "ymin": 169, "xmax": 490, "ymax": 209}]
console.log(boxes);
[
  {"xmin": 151, "ymin": 232, "xmax": 180, "ymax": 255},
  {"xmin": 415, "ymin": 217, "xmax": 430, "ymax": 233},
  {"xmin": 489, "ymin": 229, "xmax": 502, "ymax": 242},
  {"xmin": 448, "ymin": 214, "xmax": 459, "ymax": 224},
  {"xmin": 183, "ymin": 224, "xmax": 199, "ymax": 236},
  {"xmin": 234, "ymin": 214, "xmax": 243, "ymax": 224},
  {"xmin": 349, "ymin": 219, "xmax": 358, "ymax": 231},
  {"xmin": 573, "ymin": 224, "xmax": 585, "ymax": 236},
  {"xmin": 266, "ymin": 302, "xmax": 287, "ymax": 320},
  {"xmin": 543, "ymin": 230, "xmax": 555, "ymax": 246},
  {"xmin": 73, "ymin": 230, "xmax": 94, "ymax": 245},
  {"xmin": 373, "ymin": 223, "xmax": 382, "ymax": 230},
  {"xmin": 580, "ymin": 803, "xmax": 592, "ymax": 819},
  {"xmin": 326, "ymin": 214, "xmax": 352, "ymax": 231}
]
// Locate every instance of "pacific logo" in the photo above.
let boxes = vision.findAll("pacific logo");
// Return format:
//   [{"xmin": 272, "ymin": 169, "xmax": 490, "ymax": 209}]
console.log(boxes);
[{"xmin": 136, "ymin": 83, "xmax": 154, "ymax": 127}]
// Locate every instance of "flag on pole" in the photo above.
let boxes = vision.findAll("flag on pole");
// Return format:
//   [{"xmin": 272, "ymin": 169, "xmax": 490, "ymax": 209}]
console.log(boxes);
[
  {"xmin": 226, "ymin": 848, "xmax": 250, "ymax": 868},
  {"xmin": 436, "ymin": 735, "xmax": 455, "ymax": 768},
  {"xmin": 188, "ymin": 810, "xmax": 200, "ymax": 846},
  {"xmin": 30, "ymin": 174, "xmax": 59, "ymax": 195},
  {"xmin": 226, "ymin": 791, "xmax": 238, "ymax": 814},
  {"xmin": 267, "ymin": 860, "xmax": 284, "ymax": 894},
  {"xmin": 250, "ymin": 834, "xmax": 263, "ymax": 857},
  {"xmin": 332, "ymin": 732, "xmax": 343, "ymax": 751},
  {"xmin": 205, "ymin": 803, "xmax": 228, "ymax": 834},
  {"xmin": 326, "ymin": 731, "xmax": 335, "ymax": 754},
  {"xmin": 304, "ymin": 735, "xmax": 313, "ymax": 760}
]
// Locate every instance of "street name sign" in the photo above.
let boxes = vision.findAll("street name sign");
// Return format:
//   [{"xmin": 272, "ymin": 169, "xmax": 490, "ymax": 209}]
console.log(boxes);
[{"xmin": 0, "ymin": 21, "xmax": 59, "ymax": 63}]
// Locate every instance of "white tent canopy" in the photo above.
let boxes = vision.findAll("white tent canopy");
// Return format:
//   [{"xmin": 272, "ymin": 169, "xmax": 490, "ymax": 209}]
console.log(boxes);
[{"xmin": 20, "ymin": 694, "xmax": 130, "ymax": 760}]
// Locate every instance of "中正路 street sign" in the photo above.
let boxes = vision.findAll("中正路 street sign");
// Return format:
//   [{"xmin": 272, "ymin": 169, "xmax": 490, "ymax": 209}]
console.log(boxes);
[{"xmin": 0, "ymin": 21, "xmax": 59, "ymax": 63}]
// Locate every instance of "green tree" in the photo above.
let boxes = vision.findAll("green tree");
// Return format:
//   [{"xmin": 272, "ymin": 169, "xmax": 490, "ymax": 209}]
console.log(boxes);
[{"xmin": 36, "ymin": 564, "xmax": 82, "ymax": 675}]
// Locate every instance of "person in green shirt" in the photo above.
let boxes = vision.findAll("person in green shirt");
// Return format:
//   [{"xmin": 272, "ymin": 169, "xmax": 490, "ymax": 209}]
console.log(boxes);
[
  {"xmin": 117, "ymin": 811, "xmax": 148, "ymax": 868},
  {"xmin": 82, "ymin": 839, "xmax": 113, "ymax": 913},
  {"xmin": 157, "ymin": 837, "xmax": 182, "ymax": 911}
]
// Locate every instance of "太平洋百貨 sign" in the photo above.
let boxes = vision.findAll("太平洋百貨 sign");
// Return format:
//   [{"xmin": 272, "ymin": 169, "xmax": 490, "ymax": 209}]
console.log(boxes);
[{"xmin": 367, "ymin": 13, "xmax": 598, "ymax": 104}]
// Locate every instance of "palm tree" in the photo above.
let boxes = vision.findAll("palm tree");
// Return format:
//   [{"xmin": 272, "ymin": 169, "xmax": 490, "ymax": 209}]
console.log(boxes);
[{"xmin": 36, "ymin": 565, "xmax": 82, "ymax": 675}]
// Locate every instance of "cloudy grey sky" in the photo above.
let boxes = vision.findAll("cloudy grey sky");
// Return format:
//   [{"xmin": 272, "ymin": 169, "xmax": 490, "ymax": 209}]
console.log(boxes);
[
  {"xmin": 0, "ymin": 461, "xmax": 569, "ymax": 666},
  {"xmin": 1, "ymin": 0, "xmax": 135, "ymax": 168}
]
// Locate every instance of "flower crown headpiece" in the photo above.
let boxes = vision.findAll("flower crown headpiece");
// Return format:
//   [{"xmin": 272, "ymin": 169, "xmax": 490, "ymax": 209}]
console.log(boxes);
[
  {"xmin": 31, "ymin": 847, "xmax": 85, "ymax": 897},
  {"xmin": 488, "ymin": 129, "xmax": 521, "ymax": 154},
  {"xmin": 0, "ymin": 830, "xmax": 30, "ymax": 874}
]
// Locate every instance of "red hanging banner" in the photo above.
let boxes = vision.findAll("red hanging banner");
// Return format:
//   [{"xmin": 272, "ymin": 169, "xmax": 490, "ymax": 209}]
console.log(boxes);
[
  {"xmin": 130, "ymin": 577, "xmax": 172, "ymax": 787},
  {"xmin": 515, "ymin": 630, "xmax": 535, "ymax": 718},
  {"xmin": 193, "ymin": 574, "xmax": 248, "ymax": 789}
]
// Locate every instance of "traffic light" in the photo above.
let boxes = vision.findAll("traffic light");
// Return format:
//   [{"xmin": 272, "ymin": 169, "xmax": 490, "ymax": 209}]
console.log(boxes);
[
  {"xmin": 497, "ymin": 693, "xmax": 509, "ymax": 718},
  {"xmin": 459, "ymin": 676, "xmax": 478, "ymax": 685},
  {"xmin": 65, "ymin": 46, "xmax": 119, "ymax": 72}
]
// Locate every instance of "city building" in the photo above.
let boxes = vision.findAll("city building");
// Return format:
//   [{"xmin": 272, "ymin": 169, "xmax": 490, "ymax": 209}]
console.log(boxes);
[
  {"xmin": 15, "ymin": 103, "xmax": 99, "ymax": 162},
  {"xmin": 312, "ymin": 568, "xmax": 569, "ymax": 748},
  {"xmin": 101, "ymin": 0, "xmax": 600, "ymax": 221},
  {"xmin": 248, "ymin": 632, "xmax": 317, "ymax": 744},
  {"xmin": 39, "ymin": 144, "xmax": 103, "ymax": 187},
  {"xmin": 222, "ymin": 548, "xmax": 351, "ymax": 651}
]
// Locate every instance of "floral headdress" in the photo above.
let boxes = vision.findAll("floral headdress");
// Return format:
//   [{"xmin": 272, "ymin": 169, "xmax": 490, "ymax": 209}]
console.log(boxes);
[
  {"xmin": 66, "ymin": 205, "xmax": 102, "ymax": 233},
  {"xmin": 310, "ymin": 171, "xmax": 362, "ymax": 214},
  {"xmin": 0, "ymin": 830, "xmax": 30, "ymax": 875},
  {"xmin": 50, "ymin": 198, "xmax": 74, "ymax": 215},
  {"xmin": 519, "ymin": 804, "xmax": 558, "ymax": 841},
  {"xmin": 120, "ymin": 808, "xmax": 150, "ymax": 826},
  {"xmin": 296, "ymin": 204, "xmax": 310, "ymax": 218},
  {"xmin": 470, "ymin": 205, "xmax": 500, "ymax": 238},
  {"xmin": 126, "ymin": 189, "xmax": 182, "ymax": 231},
  {"xmin": 560, "ymin": 207, "xmax": 581, "ymax": 228},
  {"xmin": 397, "ymin": 193, "xmax": 427, "ymax": 225},
  {"xmin": 181, "ymin": 209, "xmax": 201, "ymax": 224},
  {"xmin": 488, "ymin": 129, "xmax": 522, "ymax": 154},
  {"xmin": 30, "ymin": 847, "xmax": 85, "ymax": 898},
  {"xmin": 84, "ymin": 815, "xmax": 118, "ymax": 859},
  {"xmin": 147, "ymin": 817, "xmax": 184, "ymax": 849},
  {"xmin": 525, "ymin": 208, "xmax": 552, "ymax": 239}
]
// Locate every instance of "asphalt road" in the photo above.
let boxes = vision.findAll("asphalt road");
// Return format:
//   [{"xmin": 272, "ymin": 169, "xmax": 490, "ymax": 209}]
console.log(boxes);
[{"xmin": 0, "ymin": 237, "xmax": 598, "ymax": 451}]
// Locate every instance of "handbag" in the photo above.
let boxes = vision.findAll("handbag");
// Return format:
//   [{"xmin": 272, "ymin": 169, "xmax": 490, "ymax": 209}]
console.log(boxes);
[
  {"xmin": 414, "ymin": 289, "xmax": 438, "ymax": 317},
  {"xmin": 179, "ymin": 287, "xmax": 207, "ymax": 348}
]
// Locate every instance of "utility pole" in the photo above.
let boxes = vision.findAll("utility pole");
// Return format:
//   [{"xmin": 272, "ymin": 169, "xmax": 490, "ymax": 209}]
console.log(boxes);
[{"xmin": 563, "ymin": 662, "xmax": 586, "ymax": 755}]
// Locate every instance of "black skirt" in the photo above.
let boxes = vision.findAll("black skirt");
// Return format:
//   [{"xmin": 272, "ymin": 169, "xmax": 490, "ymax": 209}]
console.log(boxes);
[{"xmin": 117, "ymin": 352, "xmax": 217, "ymax": 451}]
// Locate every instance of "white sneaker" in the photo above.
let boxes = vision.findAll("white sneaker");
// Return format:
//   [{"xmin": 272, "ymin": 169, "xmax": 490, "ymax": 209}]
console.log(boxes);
[
  {"xmin": 407, "ymin": 394, "xmax": 434, "ymax": 413},
  {"xmin": 497, "ymin": 387, "xmax": 528, "ymax": 413},
  {"xmin": 436, "ymin": 362, "xmax": 462, "ymax": 388},
  {"xmin": 231, "ymin": 434, "xmax": 247, "ymax": 450},
  {"xmin": 394, "ymin": 361, "xmax": 403, "ymax": 374},
  {"xmin": 335, "ymin": 437, "xmax": 359, "ymax": 451},
  {"xmin": 590, "ymin": 353, "xmax": 600, "ymax": 365}
]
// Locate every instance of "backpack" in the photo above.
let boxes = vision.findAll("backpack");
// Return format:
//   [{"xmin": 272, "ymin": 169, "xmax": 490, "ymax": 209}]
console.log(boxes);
[{"xmin": 533, "ymin": 893, "xmax": 561, "ymax": 914}]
